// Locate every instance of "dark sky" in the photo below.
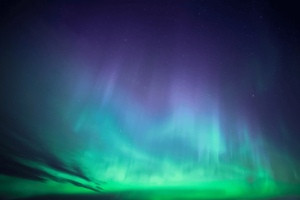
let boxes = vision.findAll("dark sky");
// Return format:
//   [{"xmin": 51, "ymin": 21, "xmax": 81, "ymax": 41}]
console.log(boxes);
[{"xmin": 0, "ymin": 0, "xmax": 300, "ymax": 199}]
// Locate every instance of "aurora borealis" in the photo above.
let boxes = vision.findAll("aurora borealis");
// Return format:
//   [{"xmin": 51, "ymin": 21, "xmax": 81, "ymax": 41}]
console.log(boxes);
[{"xmin": 1, "ymin": 0, "xmax": 300, "ymax": 199}]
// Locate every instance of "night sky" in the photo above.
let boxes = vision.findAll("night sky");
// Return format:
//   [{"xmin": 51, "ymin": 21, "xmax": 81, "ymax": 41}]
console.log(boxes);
[{"xmin": 0, "ymin": 1, "xmax": 300, "ymax": 199}]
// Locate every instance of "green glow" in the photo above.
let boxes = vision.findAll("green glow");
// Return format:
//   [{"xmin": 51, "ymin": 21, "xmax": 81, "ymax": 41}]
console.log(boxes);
[
  {"xmin": 1, "ymin": 174, "xmax": 300, "ymax": 199},
  {"xmin": 1, "ymin": 101, "xmax": 299, "ymax": 199}
]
